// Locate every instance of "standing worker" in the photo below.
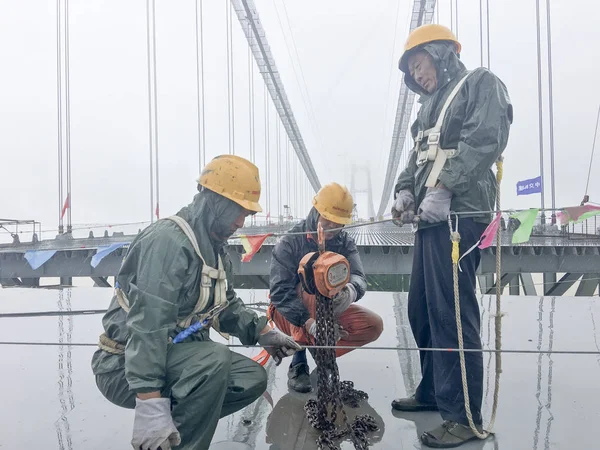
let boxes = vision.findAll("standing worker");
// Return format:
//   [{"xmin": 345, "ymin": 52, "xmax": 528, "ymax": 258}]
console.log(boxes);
[
  {"xmin": 91, "ymin": 155, "xmax": 301, "ymax": 450},
  {"xmin": 390, "ymin": 24, "xmax": 512, "ymax": 447},
  {"xmin": 269, "ymin": 183, "xmax": 383, "ymax": 393}
]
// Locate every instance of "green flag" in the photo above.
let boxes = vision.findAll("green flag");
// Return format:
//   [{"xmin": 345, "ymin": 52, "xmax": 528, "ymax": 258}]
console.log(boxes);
[{"xmin": 511, "ymin": 208, "xmax": 539, "ymax": 244}]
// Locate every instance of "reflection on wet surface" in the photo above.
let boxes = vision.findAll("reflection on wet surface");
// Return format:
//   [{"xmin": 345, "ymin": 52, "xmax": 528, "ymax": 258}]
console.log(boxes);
[{"xmin": 1, "ymin": 287, "xmax": 599, "ymax": 449}]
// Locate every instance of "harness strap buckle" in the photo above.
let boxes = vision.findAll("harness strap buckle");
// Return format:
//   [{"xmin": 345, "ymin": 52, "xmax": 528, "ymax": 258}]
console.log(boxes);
[{"xmin": 427, "ymin": 131, "xmax": 440, "ymax": 146}]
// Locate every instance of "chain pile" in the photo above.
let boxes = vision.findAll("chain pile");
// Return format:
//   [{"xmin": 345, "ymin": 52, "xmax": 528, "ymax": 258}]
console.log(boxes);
[{"xmin": 304, "ymin": 292, "xmax": 379, "ymax": 450}]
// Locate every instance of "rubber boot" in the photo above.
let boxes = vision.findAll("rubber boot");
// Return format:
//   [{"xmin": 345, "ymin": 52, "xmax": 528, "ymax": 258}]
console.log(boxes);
[
  {"xmin": 391, "ymin": 394, "xmax": 438, "ymax": 412},
  {"xmin": 287, "ymin": 350, "xmax": 312, "ymax": 393}
]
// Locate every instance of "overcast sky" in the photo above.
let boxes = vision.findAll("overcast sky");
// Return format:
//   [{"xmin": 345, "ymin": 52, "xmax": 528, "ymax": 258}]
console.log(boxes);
[{"xmin": 0, "ymin": 0, "xmax": 598, "ymax": 242}]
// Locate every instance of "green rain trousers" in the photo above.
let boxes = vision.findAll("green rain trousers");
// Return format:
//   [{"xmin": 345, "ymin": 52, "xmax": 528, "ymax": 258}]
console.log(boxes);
[
  {"xmin": 95, "ymin": 341, "xmax": 266, "ymax": 450},
  {"xmin": 91, "ymin": 189, "xmax": 269, "ymax": 449}
]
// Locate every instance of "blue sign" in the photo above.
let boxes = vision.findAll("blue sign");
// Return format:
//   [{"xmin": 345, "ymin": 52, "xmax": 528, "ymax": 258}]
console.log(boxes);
[{"xmin": 516, "ymin": 176, "xmax": 542, "ymax": 196}]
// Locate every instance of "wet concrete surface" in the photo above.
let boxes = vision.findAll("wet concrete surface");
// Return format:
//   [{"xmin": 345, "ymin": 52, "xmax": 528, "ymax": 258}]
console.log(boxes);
[{"xmin": 1, "ymin": 287, "xmax": 599, "ymax": 449}]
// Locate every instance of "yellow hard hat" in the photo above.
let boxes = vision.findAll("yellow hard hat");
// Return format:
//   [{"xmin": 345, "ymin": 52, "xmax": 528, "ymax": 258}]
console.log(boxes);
[
  {"xmin": 398, "ymin": 24, "xmax": 461, "ymax": 73},
  {"xmin": 312, "ymin": 182, "xmax": 354, "ymax": 225},
  {"xmin": 197, "ymin": 154, "xmax": 262, "ymax": 213}
]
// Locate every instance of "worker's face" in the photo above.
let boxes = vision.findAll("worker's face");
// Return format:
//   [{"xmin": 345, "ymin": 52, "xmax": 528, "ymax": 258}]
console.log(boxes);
[
  {"xmin": 229, "ymin": 209, "xmax": 253, "ymax": 235},
  {"xmin": 317, "ymin": 216, "xmax": 344, "ymax": 241},
  {"xmin": 408, "ymin": 51, "xmax": 437, "ymax": 93},
  {"xmin": 211, "ymin": 209, "xmax": 253, "ymax": 242}
]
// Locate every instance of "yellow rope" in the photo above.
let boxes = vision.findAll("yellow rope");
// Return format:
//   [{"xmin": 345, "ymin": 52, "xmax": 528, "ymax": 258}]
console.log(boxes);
[
  {"xmin": 98, "ymin": 332, "xmax": 125, "ymax": 355},
  {"xmin": 450, "ymin": 156, "xmax": 504, "ymax": 439}
]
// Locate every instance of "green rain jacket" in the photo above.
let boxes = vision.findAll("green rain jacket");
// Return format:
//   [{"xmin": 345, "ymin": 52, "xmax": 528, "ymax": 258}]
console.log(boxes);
[
  {"xmin": 395, "ymin": 41, "xmax": 513, "ymax": 227},
  {"xmin": 91, "ymin": 189, "xmax": 268, "ymax": 394}
]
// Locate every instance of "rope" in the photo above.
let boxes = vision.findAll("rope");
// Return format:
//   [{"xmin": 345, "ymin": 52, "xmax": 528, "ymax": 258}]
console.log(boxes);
[
  {"xmin": 449, "ymin": 157, "xmax": 504, "ymax": 439},
  {"xmin": 98, "ymin": 332, "xmax": 125, "ymax": 355}
]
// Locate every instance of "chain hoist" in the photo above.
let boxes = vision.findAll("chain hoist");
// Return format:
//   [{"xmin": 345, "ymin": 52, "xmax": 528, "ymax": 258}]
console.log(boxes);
[{"xmin": 298, "ymin": 224, "xmax": 379, "ymax": 450}]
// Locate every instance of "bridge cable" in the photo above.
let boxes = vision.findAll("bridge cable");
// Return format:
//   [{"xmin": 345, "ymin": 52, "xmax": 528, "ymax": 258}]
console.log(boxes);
[
  {"xmin": 293, "ymin": 143, "xmax": 297, "ymax": 218},
  {"xmin": 146, "ymin": 0, "xmax": 155, "ymax": 223},
  {"xmin": 248, "ymin": 46, "xmax": 255, "ymax": 164},
  {"xmin": 248, "ymin": 44, "xmax": 256, "ymax": 224},
  {"xmin": 195, "ymin": 0, "xmax": 206, "ymax": 172},
  {"xmin": 65, "ymin": 0, "xmax": 72, "ymax": 232},
  {"xmin": 276, "ymin": 119, "xmax": 281, "ymax": 222},
  {"xmin": 264, "ymin": 88, "xmax": 271, "ymax": 220},
  {"xmin": 151, "ymin": 0, "xmax": 160, "ymax": 219},
  {"xmin": 450, "ymin": 0, "xmax": 453, "ymax": 33},
  {"xmin": 535, "ymin": 0, "xmax": 546, "ymax": 222},
  {"xmin": 286, "ymin": 138, "xmax": 290, "ymax": 218},
  {"xmin": 583, "ymin": 104, "xmax": 600, "ymax": 204},
  {"xmin": 545, "ymin": 0, "xmax": 557, "ymax": 223},
  {"xmin": 479, "ymin": 0, "xmax": 483, "ymax": 67},
  {"xmin": 455, "ymin": 0, "xmax": 459, "ymax": 40},
  {"xmin": 377, "ymin": 0, "xmax": 401, "ymax": 181},
  {"xmin": 226, "ymin": 0, "xmax": 234, "ymax": 155},
  {"xmin": 56, "ymin": 0, "xmax": 64, "ymax": 234},
  {"xmin": 486, "ymin": 0, "xmax": 490, "ymax": 69},
  {"xmin": 279, "ymin": 0, "xmax": 327, "ymax": 168},
  {"xmin": 1, "ymin": 341, "xmax": 599, "ymax": 355}
]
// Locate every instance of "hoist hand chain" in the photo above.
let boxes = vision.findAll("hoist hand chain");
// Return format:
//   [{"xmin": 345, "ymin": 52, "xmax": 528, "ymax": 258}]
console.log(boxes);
[{"xmin": 303, "ymin": 292, "xmax": 379, "ymax": 449}]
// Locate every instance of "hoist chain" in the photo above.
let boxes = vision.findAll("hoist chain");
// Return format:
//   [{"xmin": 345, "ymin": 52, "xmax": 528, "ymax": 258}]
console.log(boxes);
[{"xmin": 304, "ymin": 292, "xmax": 379, "ymax": 450}]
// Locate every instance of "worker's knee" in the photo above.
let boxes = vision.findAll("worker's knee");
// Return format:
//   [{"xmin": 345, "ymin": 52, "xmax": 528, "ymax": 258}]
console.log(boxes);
[
  {"xmin": 366, "ymin": 312, "xmax": 384, "ymax": 342},
  {"xmin": 95, "ymin": 370, "xmax": 136, "ymax": 409},
  {"xmin": 246, "ymin": 361, "xmax": 268, "ymax": 400},
  {"xmin": 170, "ymin": 343, "xmax": 232, "ymax": 400},
  {"xmin": 204, "ymin": 342, "xmax": 233, "ymax": 376}
]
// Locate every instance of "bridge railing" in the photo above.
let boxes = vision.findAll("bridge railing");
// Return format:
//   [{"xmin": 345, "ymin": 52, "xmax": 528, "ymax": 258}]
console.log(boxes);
[{"xmin": 562, "ymin": 215, "xmax": 600, "ymax": 239}]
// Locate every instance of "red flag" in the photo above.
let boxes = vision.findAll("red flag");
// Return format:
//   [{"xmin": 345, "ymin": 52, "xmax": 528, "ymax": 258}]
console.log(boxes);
[
  {"xmin": 478, "ymin": 213, "xmax": 502, "ymax": 249},
  {"xmin": 239, "ymin": 233, "xmax": 272, "ymax": 262},
  {"xmin": 61, "ymin": 193, "xmax": 70, "ymax": 219},
  {"xmin": 557, "ymin": 205, "xmax": 600, "ymax": 225}
]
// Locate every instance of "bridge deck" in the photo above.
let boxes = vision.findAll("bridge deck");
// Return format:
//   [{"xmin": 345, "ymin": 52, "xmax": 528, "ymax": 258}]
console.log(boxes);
[{"xmin": 1, "ymin": 287, "xmax": 597, "ymax": 449}]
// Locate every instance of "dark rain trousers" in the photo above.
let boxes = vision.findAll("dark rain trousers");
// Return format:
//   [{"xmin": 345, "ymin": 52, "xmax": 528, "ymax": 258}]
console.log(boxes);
[
  {"xmin": 409, "ymin": 218, "xmax": 485, "ymax": 426},
  {"xmin": 95, "ymin": 341, "xmax": 267, "ymax": 450}
]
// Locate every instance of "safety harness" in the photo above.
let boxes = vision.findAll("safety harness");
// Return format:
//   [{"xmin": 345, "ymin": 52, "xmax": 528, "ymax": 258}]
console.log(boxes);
[
  {"xmin": 414, "ymin": 71, "xmax": 471, "ymax": 188},
  {"xmin": 98, "ymin": 215, "xmax": 229, "ymax": 355}
]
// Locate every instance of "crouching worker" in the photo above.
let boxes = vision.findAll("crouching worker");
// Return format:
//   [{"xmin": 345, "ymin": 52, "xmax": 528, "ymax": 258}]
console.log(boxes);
[
  {"xmin": 268, "ymin": 183, "xmax": 383, "ymax": 393},
  {"xmin": 91, "ymin": 155, "xmax": 301, "ymax": 450}
]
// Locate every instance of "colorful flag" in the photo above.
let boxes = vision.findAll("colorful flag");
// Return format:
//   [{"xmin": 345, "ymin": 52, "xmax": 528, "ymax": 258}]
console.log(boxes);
[
  {"xmin": 239, "ymin": 233, "xmax": 272, "ymax": 262},
  {"xmin": 478, "ymin": 213, "xmax": 502, "ymax": 249},
  {"xmin": 516, "ymin": 176, "xmax": 542, "ymax": 196},
  {"xmin": 510, "ymin": 208, "xmax": 539, "ymax": 244},
  {"xmin": 556, "ymin": 204, "xmax": 600, "ymax": 225},
  {"xmin": 61, "ymin": 193, "xmax": 70, "ymax": 219}
]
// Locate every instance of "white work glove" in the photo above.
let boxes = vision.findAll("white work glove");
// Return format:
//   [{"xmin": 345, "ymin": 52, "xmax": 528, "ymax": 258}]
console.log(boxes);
[
  {"xmin": 257, "ymin": 328, "xmax": 302, "ymax": 365},
  {"xmin": 418, "ymin": 186, "xmax": 452, "ymax": 223},
  {"xmin": 391, "ymin": 190, "xmax": 416, "ymax": 226},
  {"xmin": 332, "ymin": 283, "xmax": 357, "ymax": 317},
  {"xmin": 131, "ymin": 398, "xmax": 181, "ymax": 450},
  {"xmin": 306, "ymin": 319, "xmax": 349, "ymax": 342}
]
